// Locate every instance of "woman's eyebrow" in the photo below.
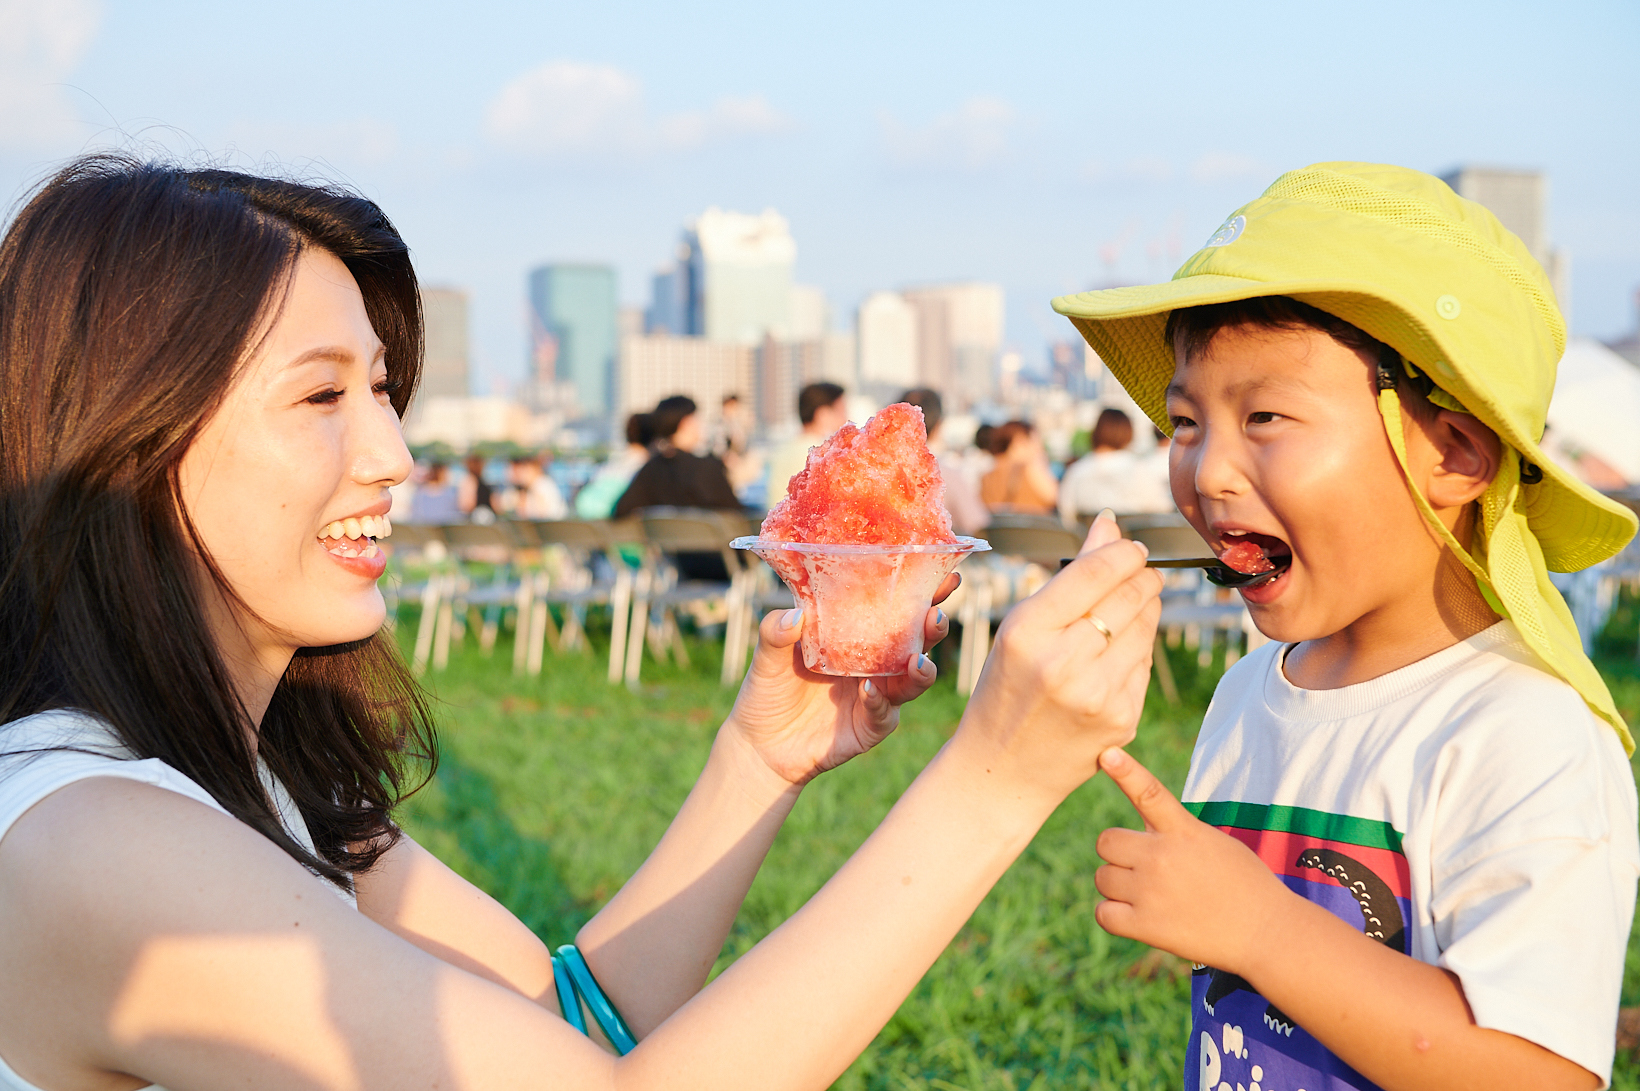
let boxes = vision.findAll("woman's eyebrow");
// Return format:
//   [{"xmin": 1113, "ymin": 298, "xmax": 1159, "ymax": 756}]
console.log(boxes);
[{"xmin": 285, "ymin": 343, "xmax": 387, "ymax": 369}]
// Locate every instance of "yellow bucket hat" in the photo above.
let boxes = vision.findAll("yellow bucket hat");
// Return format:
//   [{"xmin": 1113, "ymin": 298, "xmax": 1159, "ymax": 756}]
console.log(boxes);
[{"xmin": 1052, "ymin": 161, "xmax": 1636, "ymax": 753}]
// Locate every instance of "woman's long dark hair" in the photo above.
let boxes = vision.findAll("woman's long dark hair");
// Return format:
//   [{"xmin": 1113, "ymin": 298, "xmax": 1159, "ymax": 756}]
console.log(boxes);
[{"xmin": 0, "ymin": 155, "xmax": 437, "ymax": 887}]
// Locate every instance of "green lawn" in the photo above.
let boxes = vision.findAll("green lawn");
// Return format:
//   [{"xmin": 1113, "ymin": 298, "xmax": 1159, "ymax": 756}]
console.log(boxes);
[{"xmin": 393, "ymin": 609, "xmax": 1640, "ymax": 1090}]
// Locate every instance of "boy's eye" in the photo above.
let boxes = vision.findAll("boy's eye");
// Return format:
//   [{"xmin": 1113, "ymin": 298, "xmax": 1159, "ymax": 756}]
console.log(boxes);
[
  {"xmin": 1169, "ymin": 414, "xmax": 1196, "ymax": 430},
  {"xmin": 1247, "ymin": 411, "xmax": 1281, "ymax": 425}
]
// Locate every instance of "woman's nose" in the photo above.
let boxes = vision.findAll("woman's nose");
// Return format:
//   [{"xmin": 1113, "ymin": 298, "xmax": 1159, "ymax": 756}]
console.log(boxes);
[{"xmin": 353, "ymin": 399, "xmax": 414, "ymax": 488}]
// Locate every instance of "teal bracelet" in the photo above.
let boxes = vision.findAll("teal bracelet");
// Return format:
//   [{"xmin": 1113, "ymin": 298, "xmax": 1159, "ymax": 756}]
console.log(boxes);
[
  {"xmin": 556, "ymin": 944, "xmax": 638, "ymax": 1055},
  {"xmin": 550, "ymin": 954, "xmax": 587, "ymax": 1035}
]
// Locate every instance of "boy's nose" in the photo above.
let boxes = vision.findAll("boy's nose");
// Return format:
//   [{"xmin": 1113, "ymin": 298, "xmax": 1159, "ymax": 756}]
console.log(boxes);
[{"xmin": 1190, "ymin": 428, "xmax": 1248, "ymax": 501}]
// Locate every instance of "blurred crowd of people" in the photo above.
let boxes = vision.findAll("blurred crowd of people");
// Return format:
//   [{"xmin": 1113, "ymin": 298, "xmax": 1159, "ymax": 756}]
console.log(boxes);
[{"xmin": 391, "ymin": 385, "xmax": 1177, "ymax": 540}]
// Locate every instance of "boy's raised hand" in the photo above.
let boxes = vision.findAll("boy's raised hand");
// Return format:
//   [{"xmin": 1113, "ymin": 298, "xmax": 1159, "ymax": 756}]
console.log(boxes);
[{"xmin": 1094, "ymin": 747, "xmax": 1291, "ymax": 976}]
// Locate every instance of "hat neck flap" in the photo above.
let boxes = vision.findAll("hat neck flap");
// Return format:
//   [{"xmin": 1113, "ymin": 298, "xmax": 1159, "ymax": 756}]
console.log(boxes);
[{"xmin": 1375, "ymin": 379, "xmax": 1633, "ymax": 755}]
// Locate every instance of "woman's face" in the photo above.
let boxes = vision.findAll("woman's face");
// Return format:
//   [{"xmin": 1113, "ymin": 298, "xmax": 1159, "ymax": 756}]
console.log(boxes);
[{"xmin": 178, "ymin": 248, "xmax": 411, "ymax": 667}]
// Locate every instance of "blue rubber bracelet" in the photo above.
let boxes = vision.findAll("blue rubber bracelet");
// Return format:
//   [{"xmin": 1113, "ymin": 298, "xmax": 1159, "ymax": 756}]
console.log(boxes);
[
  {"xmin": 550, "ymin": 954, "xmax": 587, "ymax": 1035},
  {"xmin": 556, "ymin": 944, "xmax": 637, "ymax": 1055}
]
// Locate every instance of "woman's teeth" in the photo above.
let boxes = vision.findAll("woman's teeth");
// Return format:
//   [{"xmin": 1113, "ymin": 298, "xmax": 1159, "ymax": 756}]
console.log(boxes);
[
  {"xmin": 321, "ymin": 514, "xmax": 391, "ymax": 541},
  {"xmin": 318, "ymin": 514, "xmax": 392, "ymax": 558}
]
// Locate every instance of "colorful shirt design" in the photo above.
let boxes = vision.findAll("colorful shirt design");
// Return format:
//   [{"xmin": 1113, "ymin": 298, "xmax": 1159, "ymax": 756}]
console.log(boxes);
[{"xmin": 1182, "ymin": 800, "xmax": 1410, "ymax": 1091}]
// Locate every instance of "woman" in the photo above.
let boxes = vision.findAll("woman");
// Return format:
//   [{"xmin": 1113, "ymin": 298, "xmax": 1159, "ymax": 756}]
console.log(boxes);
[
  {"xmin": 980, "ymin": 419, "xmax": 1058, "ymax": 515},
  {"xmin": 0, "ymin": 156, "xmax": 1161, "ymax": 1091},
  {"xmin": 1058, "ymin": 408, "xmax": 1173, "ymax": 524}
]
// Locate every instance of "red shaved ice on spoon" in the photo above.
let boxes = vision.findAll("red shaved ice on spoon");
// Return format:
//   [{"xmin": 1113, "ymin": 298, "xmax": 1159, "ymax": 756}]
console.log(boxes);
[{"xmin": 1220, "ymin": 539, "xmax": 1275, "ymax": 574}]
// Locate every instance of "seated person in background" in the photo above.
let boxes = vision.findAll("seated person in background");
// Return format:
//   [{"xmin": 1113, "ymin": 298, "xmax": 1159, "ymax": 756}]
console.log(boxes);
[
  {"xmin": 458, "ymin": 452, "xmax": 496, "ymax": 523},
  {"xmin": 411, "ymin": 460, "xmax": 462, "ymax": 524},
  {"xmin": 615, "ymin": 395, "xmax": 742, "ymax": 581},
  {"xmin": 1059, "ymin": 408, "xmax": 1173, "ymax": 524},
  {"xmin": 509, "ymin": 452, "xmax": 567, "ymax": 521},
  {"xmin": 900, "ymin": 387, "xmax": 989, "ymax": 536},
  {"xmin": 980, "ymin": 420, "xmax": 1058, "ymax": 515},
  {"xmin": 767, "ymin": 382, "xmax": 849, "ymax": 499},
  {"xmin": 575, "ymin": 413, "xmax": 653, "ymax": 519}
]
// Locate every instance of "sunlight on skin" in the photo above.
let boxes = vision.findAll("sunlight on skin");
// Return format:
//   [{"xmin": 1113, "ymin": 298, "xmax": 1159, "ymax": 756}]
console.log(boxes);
[{"xmin": 110, "ymin": 934, "xmax": 361, "ymax": 1091}]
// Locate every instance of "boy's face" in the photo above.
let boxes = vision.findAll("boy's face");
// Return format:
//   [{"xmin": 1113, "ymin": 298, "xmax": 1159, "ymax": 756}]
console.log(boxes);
[{"xmin": 1165, "ymin": 323, "xmax": 1440, "ymax": 644}]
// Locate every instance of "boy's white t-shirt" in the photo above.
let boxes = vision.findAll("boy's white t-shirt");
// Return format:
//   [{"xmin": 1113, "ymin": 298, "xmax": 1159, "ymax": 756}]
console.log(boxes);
[
  {"xmin": 1180, "ymin": 620, "xmax": 1639, "ymax": 1091},
  {"xmin": 0, "ymin": 709, "xmax": 358, "ymax": 1091}
]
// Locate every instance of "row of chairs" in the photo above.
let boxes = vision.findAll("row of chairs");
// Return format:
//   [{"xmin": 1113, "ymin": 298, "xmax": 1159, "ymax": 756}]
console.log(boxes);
[
  {"xmin": 385, "ymin": 510, "xmax": 787, "ymax": 689},
  {"xmin": 385, "ymin": 509, "xmax": 1251, "ymax": 702}
]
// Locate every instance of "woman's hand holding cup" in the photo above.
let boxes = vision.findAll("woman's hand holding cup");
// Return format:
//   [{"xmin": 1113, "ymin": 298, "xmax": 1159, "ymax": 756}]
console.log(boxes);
[
  {"xmin": 723, "ymin": 572, "xmax": 961, "ymax": 789},
  {"xmin": 953, "ymin": 511, "xmax": 1163, "ymax": 806}
]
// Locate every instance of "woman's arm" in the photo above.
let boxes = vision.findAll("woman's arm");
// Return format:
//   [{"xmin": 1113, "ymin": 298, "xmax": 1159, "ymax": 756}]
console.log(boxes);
[{"xmin": 0, "ymin": 523, "xmax": 1160, "ymax": 1091}]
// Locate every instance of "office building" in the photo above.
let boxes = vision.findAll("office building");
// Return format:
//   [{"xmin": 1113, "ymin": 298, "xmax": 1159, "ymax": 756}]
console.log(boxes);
[
  {"xmin": 754, "ymin": 332, "xmax": 858, "ymax": 433},
  {"xmin": 678, "ymin": 208, "xmax": 797, "ymax": 344},
  {"xmin": 528, "ymin": 263, "xmax": 618, "ymax": 421},
  {"xmin": 619, "ymin": 334, "xmax": 754, "ymax": 435},
  {"xmin": 857, "ymin": 291, "xmax": 919, "ymax": 392},
  {"xmin": 418, "ymin": 287, "xmax": 470, "ymax": 401},
  {"xmin": 899, "ymin": 282, "xmax": 1005, "ymax": 408},
  {"xmin": 1441, "ymin": 166, "xmax": 1569, "ymax": 315}
]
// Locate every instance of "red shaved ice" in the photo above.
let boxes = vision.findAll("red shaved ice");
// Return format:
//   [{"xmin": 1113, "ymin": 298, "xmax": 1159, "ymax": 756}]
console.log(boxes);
[
  {"xmin": 1220, "ymin": 539, "xmax": 1275, "ymax": 574},
  {"xmin": 761, "ymin": 403, "xmax": 958, "ymax": 546}
]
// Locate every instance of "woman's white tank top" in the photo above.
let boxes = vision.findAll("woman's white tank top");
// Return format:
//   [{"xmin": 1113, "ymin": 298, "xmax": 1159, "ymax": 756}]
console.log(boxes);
[{"xmin": 0, "ymin": 709, "xmax": 358, "ymax": 1091}]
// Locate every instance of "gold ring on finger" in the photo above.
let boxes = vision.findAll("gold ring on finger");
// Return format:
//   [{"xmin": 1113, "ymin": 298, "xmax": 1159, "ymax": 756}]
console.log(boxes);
[{"xmin": 1085, "ymin": 613, "xmax": 1113, "ymax": 642}]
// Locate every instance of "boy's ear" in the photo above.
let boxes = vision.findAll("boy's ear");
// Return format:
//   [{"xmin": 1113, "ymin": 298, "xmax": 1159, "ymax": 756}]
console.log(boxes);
[{"xmin": 1424, "ymin": 410, "xmax": 1501, "ymax": 508}]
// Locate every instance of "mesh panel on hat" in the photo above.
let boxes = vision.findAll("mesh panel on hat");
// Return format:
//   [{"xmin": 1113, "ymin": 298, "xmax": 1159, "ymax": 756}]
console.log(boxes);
[{"xmin": 1264, "ymin": 170, "xmax": 1565, "ymax": 352}]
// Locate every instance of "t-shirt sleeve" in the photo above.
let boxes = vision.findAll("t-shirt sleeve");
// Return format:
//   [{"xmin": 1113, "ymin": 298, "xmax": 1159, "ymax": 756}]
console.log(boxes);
[{"xmin": 1426, "ymin": 684, "xmax": 1639, "ymax": 1086}]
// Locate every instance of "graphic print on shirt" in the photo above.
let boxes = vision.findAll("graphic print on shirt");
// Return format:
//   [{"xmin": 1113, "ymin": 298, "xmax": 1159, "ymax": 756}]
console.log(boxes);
[{"xmin": 1181, "ymin": 800, "xmax": 1410, "ymax": 1091}]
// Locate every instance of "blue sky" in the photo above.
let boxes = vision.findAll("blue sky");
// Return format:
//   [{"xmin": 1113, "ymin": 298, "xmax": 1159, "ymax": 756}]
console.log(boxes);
[{"xmin": 2, "ymin": 0, "xmax": 1636, "ymax": 394}]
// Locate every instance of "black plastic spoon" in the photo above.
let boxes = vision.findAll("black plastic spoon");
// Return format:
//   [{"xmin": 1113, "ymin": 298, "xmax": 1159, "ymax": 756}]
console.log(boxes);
[{"xmin": 1060, "ymin": 555, "xmax": 1288, "ymax": 590}]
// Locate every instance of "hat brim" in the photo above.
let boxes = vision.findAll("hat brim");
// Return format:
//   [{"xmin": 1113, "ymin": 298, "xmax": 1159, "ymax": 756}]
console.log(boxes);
[{"xmin": 1052, "ymin": 275, "xmax": 1638, "ymax": 572}]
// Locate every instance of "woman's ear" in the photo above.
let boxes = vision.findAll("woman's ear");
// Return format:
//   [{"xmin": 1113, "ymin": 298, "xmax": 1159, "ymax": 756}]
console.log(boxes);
[{"xmin": 1424, "ymin": 409, "xmax": 1501, "ymax": 508}]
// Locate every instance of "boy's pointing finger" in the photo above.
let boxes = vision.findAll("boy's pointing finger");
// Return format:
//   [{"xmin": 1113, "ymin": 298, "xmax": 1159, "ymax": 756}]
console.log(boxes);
[{"xmin": 1100, "ymin": 747, "xmax": 1191, "ymax": 833}]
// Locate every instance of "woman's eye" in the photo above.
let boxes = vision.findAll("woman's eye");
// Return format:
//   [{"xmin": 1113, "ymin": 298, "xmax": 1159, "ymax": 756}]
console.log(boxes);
[
  {"xmin": 307, "ymin": 388, "xmax": 344, "ymax": 406},
  {"xmin": 374, "ymin": 378, "xmax": 402, "ymax": 398}
]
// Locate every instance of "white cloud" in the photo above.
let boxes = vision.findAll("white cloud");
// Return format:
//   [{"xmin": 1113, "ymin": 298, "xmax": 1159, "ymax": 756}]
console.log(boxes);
[
  {"xmin": 879, "ymin": 97, "xmax": 1020, "ymax": 170},
  {"xmin": 1190, "ymin": 151, "xmax": 1267, "ymax": 184},
  {"xmin": 0, "ymin": 0, "xmax": 102, "ymax": 150},
  {"xmin": 483, "ymin": 62, "xmax": 793, "ymax": 158}
]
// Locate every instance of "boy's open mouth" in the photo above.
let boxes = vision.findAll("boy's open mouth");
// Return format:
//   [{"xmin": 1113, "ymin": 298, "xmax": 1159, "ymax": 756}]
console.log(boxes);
[{"xmin": 1217, "ymin": 530, "xmax": 1292, "ymax": 576}]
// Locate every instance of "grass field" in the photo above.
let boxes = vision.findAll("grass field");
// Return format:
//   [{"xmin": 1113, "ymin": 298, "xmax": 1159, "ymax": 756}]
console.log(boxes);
[{"xmin": 393, "ymin": 606, "xmax": 1640, "ymax": 1090}]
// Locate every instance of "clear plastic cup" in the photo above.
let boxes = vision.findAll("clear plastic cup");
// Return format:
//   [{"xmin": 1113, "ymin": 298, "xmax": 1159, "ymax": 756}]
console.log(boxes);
[{"xmin": 732, "ymin": 536, "xmax": 990, "ymax": 676}]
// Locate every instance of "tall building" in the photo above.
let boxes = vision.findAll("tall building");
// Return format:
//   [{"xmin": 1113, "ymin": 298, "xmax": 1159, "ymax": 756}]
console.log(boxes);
[
  {"xmin": 857, "ymin": 291, "xmax": 919, "ymax": 391},
  {"xmin": 619, "ymin": 334, "xmax": 754, "ymax": 435},
  {"xmin": 679, "ymin": 208, "xmax": 797, "ymax": 344},
  {"xmin": 754, "ymin": 333, "xmax": 858, "ymax": 433},
  {"xmin": 528, "ymin": 264, "xmax": 618, "ymax": 421},
  {"xmin": 899, "ymin": 282, "xmax": 1005, "ymax": 408},
  {"xmin": 1441, "ymin": 166, "xmax": 1568, "ymax": 315},
  {"xmin": 403, "ymin": 286, "xmax": 470, "ymax": 435},
  {"xmin": 419, "ymin": 287, "xmax": 470, "ymax": 401}
]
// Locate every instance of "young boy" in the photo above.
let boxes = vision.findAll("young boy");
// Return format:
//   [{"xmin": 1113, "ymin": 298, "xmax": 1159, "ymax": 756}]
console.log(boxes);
[{"xmin": 1052, "ymin": 163, "xmax": 1640, "ymax": 1090}]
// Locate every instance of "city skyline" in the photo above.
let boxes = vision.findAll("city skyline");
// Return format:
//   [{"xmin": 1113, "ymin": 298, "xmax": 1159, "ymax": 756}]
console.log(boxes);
[{"xmin": 2, "ymin": 0, "xmax": 1635, "ymax": 398}]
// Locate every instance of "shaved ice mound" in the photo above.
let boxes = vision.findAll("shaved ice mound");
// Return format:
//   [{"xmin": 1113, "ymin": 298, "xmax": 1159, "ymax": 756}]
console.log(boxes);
[
  {"xmin": 761, "ymin": 402, "xmax": 958, "ymax": 546},
  {"xmin": 741, "ymin": 403, "xmax": 984, "ymax": 676},
  {"xmin": 1220, "ymin": 539, "xmax": 1275, "ymax": 574}
]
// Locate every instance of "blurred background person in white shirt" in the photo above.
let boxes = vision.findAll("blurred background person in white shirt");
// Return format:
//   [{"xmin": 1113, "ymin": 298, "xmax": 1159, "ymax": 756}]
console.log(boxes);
[
  {"xmin": 766, "ymin": 382, "xmax": 847, "ymax": 500},
  {"xmin": 900, "ymin": 387, "xmax": 988, "ymax": 536},
  {"xmin": 1058, "ymin": 408, "xmax": 1171, "ymax": 525}
]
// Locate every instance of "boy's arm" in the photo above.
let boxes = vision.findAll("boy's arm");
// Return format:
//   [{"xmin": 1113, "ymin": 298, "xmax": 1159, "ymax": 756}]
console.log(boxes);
[{"xmin": 1092, "ymin": 748, "xmax": 1601, "ymax": 1091}]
